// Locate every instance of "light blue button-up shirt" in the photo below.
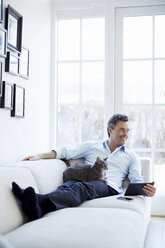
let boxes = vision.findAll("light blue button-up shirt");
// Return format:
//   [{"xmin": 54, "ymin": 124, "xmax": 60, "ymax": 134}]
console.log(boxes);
[{"xmin": 55, "ymin": 140, "xmax": 144, "ymax": 193}]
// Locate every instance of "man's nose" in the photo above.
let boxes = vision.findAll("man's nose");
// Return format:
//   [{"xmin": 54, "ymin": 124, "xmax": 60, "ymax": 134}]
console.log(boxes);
[{"xmin": 123, "ymin": 131, "xmax": 128, "ymax": 136}]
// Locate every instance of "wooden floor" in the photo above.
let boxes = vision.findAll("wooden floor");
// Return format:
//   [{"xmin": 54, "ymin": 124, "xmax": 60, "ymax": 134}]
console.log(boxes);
[{"xmin": 144, "ymin": 217, "xmax": 165, "ymax": 248}]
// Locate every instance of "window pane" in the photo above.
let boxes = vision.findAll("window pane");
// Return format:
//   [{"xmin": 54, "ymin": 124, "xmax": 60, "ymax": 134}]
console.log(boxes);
[
  {"xmin": 155, "ymin": 60, "xmax": 165, "ymax": 104},
  {"xmin": 123, "ymin": 61, "xmax": 152, "ymax": 104},
  {"xmin": 136, "ymin": 151, "xmax": 151, "ymax": 159},
  {"xmin": 57, "ymin": 105, "xmax": 79, "ymax": 146},
  {"xmin": 82, "ymin": 18, "xmax": 105, "ymax": 60},
  {"xmin": 58, "ymin": 63, "xmax": 79, "ymax": 104},
  {"xmin": 123, "ymin": 106, "xmax": 152, "ymax": 148},
  {"xmin": 82, "ymin": 106, "xmax": 104, "ymax": 142},
  {"xmin": 58, "ymin": 20, "xmax": 80, "ymax": 61},
  {"xmin": 155, "ymin": 152, "xmax": 165, "ymax": 191},
  {"xmin": 155, "ymin": 15, "xmax": 165, "ymax": 58},
  {"xmin": 123, "ymin": 16, "xmax": 152, "ymax": 59},
  {"xmin": 82, "ymin": 62, "xmax": 104, "ymax": 103},
  {"xmin": 154, "ymin": 106, "xmax": 165, "ymax": 149}
]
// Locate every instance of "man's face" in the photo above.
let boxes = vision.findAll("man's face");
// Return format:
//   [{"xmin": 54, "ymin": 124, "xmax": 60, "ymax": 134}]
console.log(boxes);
[{"xmin": 109, "ymin": 121, "xmax": 129, "ymax": 146}]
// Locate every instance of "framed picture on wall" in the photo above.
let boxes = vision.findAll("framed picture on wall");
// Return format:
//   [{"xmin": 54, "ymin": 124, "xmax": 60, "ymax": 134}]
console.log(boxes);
[
  {"xmin": 19, "ymin": 47, "xmax": 29, "ymax": 79},
  {"xmin": 11, "ymin": 84, "xmax": 25, "ymax": 118},
  {"xmin": 0, "ymin": 81, "xmax": 13, "ymax": 109},
  {"xmin": 5, "ymin": 51, "xmax": 19, "ymax": 75},
  {"xmin": 5, "ymin": 5, "xmax": 23, "ymax": 53},
  {"xmin": 0, "ymin": 0, "xmax": 3, "ymax": 23},
  {"xmin": 0, "ymin": 27, "xmax": 7, "ymax": 57},
  {"xmin": 0, "ymin": 60, "xmax": 3, "ymax": 97}
]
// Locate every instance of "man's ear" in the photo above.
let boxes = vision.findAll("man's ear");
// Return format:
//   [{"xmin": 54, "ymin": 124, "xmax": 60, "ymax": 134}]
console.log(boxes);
[{"xmin": 108, "ymin": 128, "xmax": 113, "ymax": 136}]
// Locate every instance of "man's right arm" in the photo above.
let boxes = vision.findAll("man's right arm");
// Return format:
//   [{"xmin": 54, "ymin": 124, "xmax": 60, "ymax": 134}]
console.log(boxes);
[
  {"xmin": 22, "ymin": 150, "xmax": 56, "ymax": 161},
  {"xmin": 22, "ymin": 141, "xmax": 94, "ymax": 161}
]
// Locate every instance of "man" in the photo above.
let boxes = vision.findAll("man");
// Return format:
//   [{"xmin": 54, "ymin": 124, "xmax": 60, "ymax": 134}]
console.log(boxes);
[{"xmin": 12, "ymin": 114, "xmax": 156, "ymax": 222}]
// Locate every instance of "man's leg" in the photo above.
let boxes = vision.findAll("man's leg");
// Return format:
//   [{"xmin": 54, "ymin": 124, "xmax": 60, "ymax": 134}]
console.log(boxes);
[
  {"xmin": 12, "ymin": 182, "xmax": 54, "ymax": 221},
  {"xmin": 12, "ymin": 180, "xmax": 118, "ymax": 221},
  {"xmin": 48, "ymin": 180, "xmax": 118, "ymax": 210}
]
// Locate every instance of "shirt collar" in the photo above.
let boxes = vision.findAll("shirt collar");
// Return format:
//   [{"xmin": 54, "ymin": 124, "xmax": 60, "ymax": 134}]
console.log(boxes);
[
  {"xmin": 121, "ymin": 145, "xmax": 125, "ymax": 151},
  {"xmin": 103, "ymin": 141, "xmax": 107, "ymax": 149},
  {"xmin": 103, "ymin": 140, "xmax": 125, "ymax": 152}
]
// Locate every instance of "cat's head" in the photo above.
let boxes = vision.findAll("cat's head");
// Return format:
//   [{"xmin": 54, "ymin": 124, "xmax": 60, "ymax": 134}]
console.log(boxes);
[{"xmin": 95, "ymin": 157, "xmax": 108, "ymax": 170}]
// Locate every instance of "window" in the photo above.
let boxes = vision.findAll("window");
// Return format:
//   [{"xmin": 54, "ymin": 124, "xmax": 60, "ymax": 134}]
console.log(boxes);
[
  {"xmin": 115, "ymin": 6, "xmax": 165, "ymax": 194},
  {"xmin": 56, "ymin": 16, "xmax": 105, "ymax": 146}
]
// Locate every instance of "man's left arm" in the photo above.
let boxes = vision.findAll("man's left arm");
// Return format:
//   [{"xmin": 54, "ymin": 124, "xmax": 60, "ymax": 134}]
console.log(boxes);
[{"xmin": 128, "ymin": 151, "xmax": 156, "ymax": 197}]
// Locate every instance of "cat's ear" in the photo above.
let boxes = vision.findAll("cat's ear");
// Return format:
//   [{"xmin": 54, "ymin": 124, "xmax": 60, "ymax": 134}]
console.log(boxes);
[
  {"xmin": 104, "ymin": 157, "xmax": 108, "ymax": 161},
  {"xmin": 96, "ymin": 157, "xmax": 101, "ymax": 162}
]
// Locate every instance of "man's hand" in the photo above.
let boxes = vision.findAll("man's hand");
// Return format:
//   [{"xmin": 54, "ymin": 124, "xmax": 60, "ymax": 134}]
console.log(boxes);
[
  {"xmin": 22, "ymin": 151, "xmax": 56, "ymax": 161},
  {"xmin": 143, "ymin": 181, "xmax": 156, "ymax": 197},
  {"xmin": 22, "ymin": 155, "xmax": 41, "ymax": 161}
]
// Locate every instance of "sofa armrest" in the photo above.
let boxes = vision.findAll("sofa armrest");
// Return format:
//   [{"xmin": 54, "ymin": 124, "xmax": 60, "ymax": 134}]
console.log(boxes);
[{"xmin": 140, "ymin": 157, "xmax": 152, "ymax": 182}]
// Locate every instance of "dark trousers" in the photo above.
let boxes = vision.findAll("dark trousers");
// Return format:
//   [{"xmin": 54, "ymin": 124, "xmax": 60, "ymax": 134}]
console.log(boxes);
[{"xmin": 47, "ymin": 180, "xmax": 118, "ymax": 211}]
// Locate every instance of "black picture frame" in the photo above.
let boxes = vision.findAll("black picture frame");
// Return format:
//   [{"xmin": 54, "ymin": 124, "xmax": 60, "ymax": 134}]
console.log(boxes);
[
  {"xmin": 0, "ymin": 60, "xmax": 3, "ymax": 97},
  {"xmin": 19, "ymin": 47, "xmax": 29, "ymax": 79},
  {"xmin": 5, "ymin": 51, "xmax": 19, "ymax": 76},
  {"xmin": 0, "ymin": 0, "xmax": 3, "ymax": 23},
  {"xmin": 0, "ymin": 81, "xmax": 13, "ymax": 109},
  {"xmin": 11, "ymin": 84, "xmax": 25, "ymax": 118},
  {"xmin": 0, "ymin": 26, "xmax": 7, "ymax": 57},
  {"xmin": 5, "ymin": 5, "xmax": 23, "ymax": 53}
]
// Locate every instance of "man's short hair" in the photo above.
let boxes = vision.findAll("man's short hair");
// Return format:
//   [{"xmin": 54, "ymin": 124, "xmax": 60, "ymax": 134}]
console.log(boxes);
[{"xmin": 107, "ymin": 114, "xmax": 128, "ymax": 137}]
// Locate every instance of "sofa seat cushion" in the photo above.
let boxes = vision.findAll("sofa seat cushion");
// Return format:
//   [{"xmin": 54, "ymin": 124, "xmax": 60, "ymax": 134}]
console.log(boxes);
[
  {"xmin": 0, "ymin": 167, "xmax": 39, "ymax": 234},
  {"xmin": 5, "ymin": 208, "xmax": 144, "ymax": 248},
  {"xmin": 79, "ymin": 194, "xmax": 151, "ymax": 215}
]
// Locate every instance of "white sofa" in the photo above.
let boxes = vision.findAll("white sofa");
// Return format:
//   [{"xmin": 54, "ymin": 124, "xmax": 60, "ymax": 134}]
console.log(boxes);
[{"xmin": 0, "ymin": 158, "xmax": 151, "ymax": 248}]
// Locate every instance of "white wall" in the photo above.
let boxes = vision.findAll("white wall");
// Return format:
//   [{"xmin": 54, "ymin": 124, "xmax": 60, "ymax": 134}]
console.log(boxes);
[{"xmin": 0, "ymin": 0, "xmax": 52, "ymax": 163}]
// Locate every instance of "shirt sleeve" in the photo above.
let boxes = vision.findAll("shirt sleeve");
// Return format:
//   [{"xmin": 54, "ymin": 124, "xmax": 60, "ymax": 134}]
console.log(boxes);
[
  {"xmin": 128, "ymin": 150, "xmax": 144, "ymax": 183},
  {"xmin": 54, "ymin": 141, "xmax": 95, "ymax": 160}
]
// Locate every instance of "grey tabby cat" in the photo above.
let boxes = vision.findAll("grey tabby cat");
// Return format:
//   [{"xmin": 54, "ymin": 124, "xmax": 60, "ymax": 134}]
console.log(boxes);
[{"xmin": 63, "ymin": 157, "xmax": 108, "ymax": 184}]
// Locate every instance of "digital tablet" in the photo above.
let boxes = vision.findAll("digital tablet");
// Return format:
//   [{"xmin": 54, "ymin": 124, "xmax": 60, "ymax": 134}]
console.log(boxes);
[{"xmin": 124, "ymin": 183, "xmax": 152, "ymax": 196}]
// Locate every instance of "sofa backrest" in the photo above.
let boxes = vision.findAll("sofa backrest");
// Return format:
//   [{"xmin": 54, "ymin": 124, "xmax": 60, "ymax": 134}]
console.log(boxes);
[{"xmin": 69, "ymin": 157, "xmax": 152, "ymax": 189}]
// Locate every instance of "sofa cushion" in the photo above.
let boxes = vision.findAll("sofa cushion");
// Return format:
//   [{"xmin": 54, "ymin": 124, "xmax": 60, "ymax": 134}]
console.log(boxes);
[
  {"xmin": 5, "ymin": 208, "xmax": 145, "ymax": 248},
  {"xmin": 0, "ymin": 167, "xmax": 38, "ymax": 234},
  {"xmin": 79, "ymin": 194, "xmax": 151, "ymax": 215},
  {"xmin": 2, "ymin": 159, "xmax": 66, "ymax": 194},
  {"xmin": 5, "ymin": 159, "xmax": 67, "ymax": 194},
  {"xmin": 22, "ymin": 159, "xmax": 67, "ymax": 194}
]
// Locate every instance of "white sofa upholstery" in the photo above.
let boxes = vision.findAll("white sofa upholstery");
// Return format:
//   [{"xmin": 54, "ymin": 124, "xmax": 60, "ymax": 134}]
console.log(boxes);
[{"xmin": 0, "ymin": 158, "xmax": 151, "ymax": 248}]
